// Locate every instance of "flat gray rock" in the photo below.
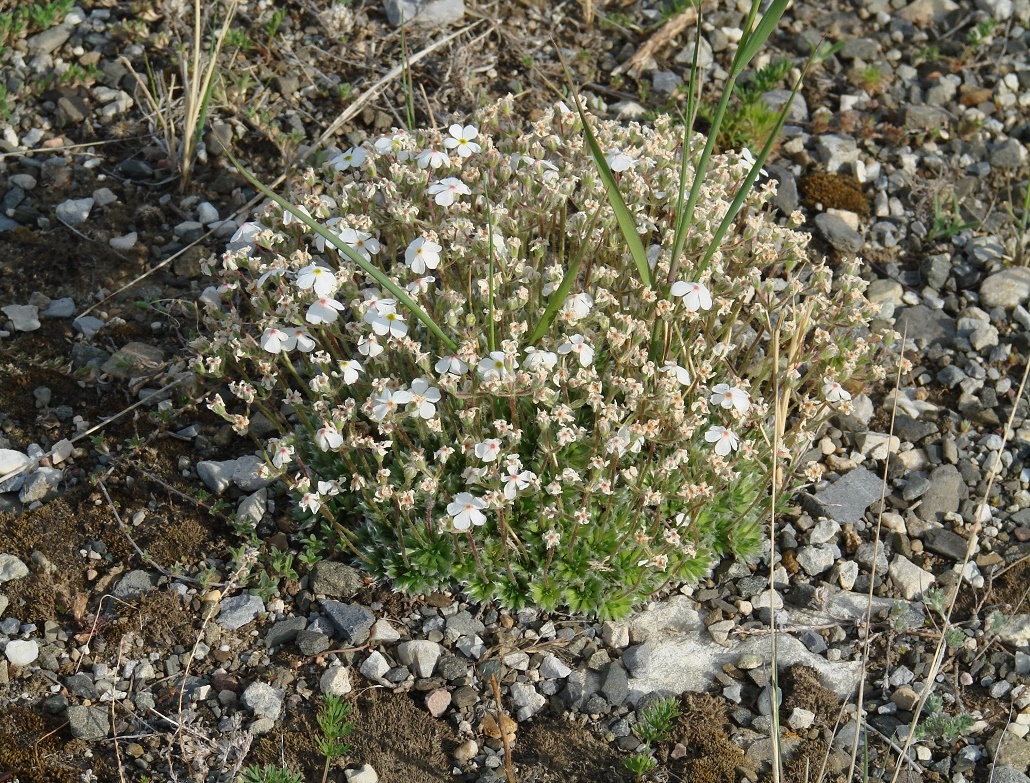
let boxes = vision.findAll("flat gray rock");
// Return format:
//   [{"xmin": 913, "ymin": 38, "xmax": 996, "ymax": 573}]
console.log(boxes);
[
  {"xmin": 56, "ymin": 197, "xmax": 94, "ymax": 226},
  {"xmin": 383, "ymin": 0, "xmax": 464, "ymax": 26},
  {"xmin": 309, "ymin": 561, "xmax": 364, "ymax": 599},
  {"xmin": 917, "ymin": 464, "xmax": 967, "ymax": 523},
  {"xmin": 981, "ymin": 267, "xmax": 1030, "ymax": 309},
  {"xmin": 242, "ymin": 681, "xmax": 284, "ymax": 720},
  {"xmin": 815, "ymin": 213, "xmax": 864, "ymax": 254},
  {"xmin": 67, "ymin": 705, "xmax": 110, "ymax": 740},
  {"xmin": 321, "ymin": 601, "xmax": 375, "ymax": 644},
  {"xmin": 112, "ymin": 570, "xmax": 158, "ymax": 599},
  {"xmin": 197, "ymin": 459, "xmax": 237, "ymax": 494},
  {"xmin": 217, "ymin": 594, "xmax": 264, "ymax": 630},
  {"xmin": 803, "ymin": 467, "xmax": 883, "ymax": 524},
  {"xmin": 2, "ymin": 304, "xmax": 40, "ymax": 331},
  {"xmin": 41, "ymin": 297, "xmax": 75, "ymax": 318}
]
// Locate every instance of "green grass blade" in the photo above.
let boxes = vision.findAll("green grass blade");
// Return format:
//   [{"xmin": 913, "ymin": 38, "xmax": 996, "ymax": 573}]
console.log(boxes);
[
  {"xmin": 731, "ymin": 0, "xmax": 790, "ymax": 78},
  {"xmin": 563, "ymin": 83, "xmax": 654, "ymax": 289},
  {"xmin": 228, "ymin": 153, "xmax": 457, "ymax": 352},
  {"xmin": 700, "ymin": 51, "xmax": 817, "ymax": 272}
]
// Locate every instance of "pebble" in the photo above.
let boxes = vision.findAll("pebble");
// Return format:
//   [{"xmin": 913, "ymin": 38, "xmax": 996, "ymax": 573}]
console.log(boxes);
[
  {"xmin": 0, "ymin": 554, "xmax": 30, "ymax": 582},
  {"xmin": 382, "ymin": 0, "xmax": 465, "ymax": 27},
  {"xmin": 217, "ymin": 594, "xmax": 265, "ymax": 630},
  {"xmin": 109, "ymin": 232, "xmax": 138, "ymax": 250},
  {"xmin": 242, "ymin": 681, "xmax": 284, "ymax": 720},
  {"xmin": 2, "ymin": 304, "xmax": 41, "ymax": 331},
  {"xmin": 344, "ymin": 764, "xmax": 379, "ymax": 783},
  {"xmin": 55, "ymin": 197, "xmax": 94, "ymax": 225},
  {"xmin": 320, "ymin": 665, "xmax": 353, "ymax": 696}
]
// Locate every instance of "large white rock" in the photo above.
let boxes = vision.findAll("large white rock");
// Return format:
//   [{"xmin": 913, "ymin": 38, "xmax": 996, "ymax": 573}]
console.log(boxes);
[{"xmin": 5, "ymin": 639, "xmax": 39, "ymax": 667}]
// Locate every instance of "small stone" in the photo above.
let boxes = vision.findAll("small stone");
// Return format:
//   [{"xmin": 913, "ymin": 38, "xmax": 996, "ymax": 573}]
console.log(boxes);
[
  {"xmin": 101, "ymin": 342, "xmax": 165, "ymax": 379},
  {"xmin": 359, "ymin": 650, "xmax": 391, "ymax": 681},
  {"xmin": 321, "ymin": 601, "xmax": 375, "ymax": 644},
  {"xmin": 27, "ymin": 24, "xmax": 72, "ymax": 54},
  {"xmin": 1, "ymin": 304, "xmax": 40, "ymax": 332},
  {"xmin": 804, "ymin": 467, "xmax": 883, "ymax": 524},
  {"xmin": 370, "ymin": 618, "xmax": 401, "ymax": 643},
  {"xmin": 0, "ymin": 554, "xmax": 30, "ymax": 583},
  {"xmin": 320, "ymin": 665, "xmax": 353, "ymax": 696},
  {"xmin": 217, "ymin": 594, "xmax": 264, "ymax": 631},
  {"xmin": 72, "ymin": 315, "xmax": 106, "ymax": 339},
  {"xmin": 425, "ymin": 687, "xmax": 451, "ymax": 717},
  {"xmin": 982, "ymin": 268, "xmax": 1030, "ymax": 309},
  {"xmin": 309, "ymin": 561, "xmax": 364, "ymax": 598},
  {"xmin": 539, "ymin": 653, "xmax": 573, "ymax": 679},
  {"xmin": 18, "ymin": 467, "xmax": 62, "ymax": 504},
  {"xmin": 382, "ymin": 0, "xmax": 464, "ymax": 27},
  {"xmin": 788, "ymin": 707, "xmax": 816, "ymax": 731},
  {"xmin": 737, "ymin": 653, "xmax": 764, "ymax": 670},
  {"xmin": 196, "ymin": 202, "xmax": 220, "ymax": 225},
  {"xmin": 454, "ymin": 739, "xmax": 478, "ymax": 765},
  {"xmin": 296, "ymin": 630, "xmax": 331, "ymax": 656},
  {"xmin": 41, "ymin": 298, "xmax": 75, "ymax": 318},
  {"xmin": 892, "ymin": 685, "xmax": 920, "ymax": 712},
  {"xmin": 55, "ymin": 197, "xmax": 94, "ymax": 226},
  {"xmin": 67, "ymin": 705, "xmax": 110, "ymax": 740},
  {"xmin": 889, "ymin": 555, "xmax": 935, "ymax": 601},
  {"xmin": 897, "ymin": 0, "xmax": 958, "ymax": 24},
  {"xmin": 242, "ymin": 682, "xmax": 284, "ymax": 720},
  {"xmin": 601, "ymin": 621, "xmax": 630, "ymax": 649},
  {"xmin": 109, "ymin": 232, "xmax": 137, "ymax": 250},
  {"xmin": 398, "ymin": 640, "xmax": 443, "ymax": 677},
  {"xmin": 344, "ymin": 764, "xmax": 379, "ymax": 783},
  {"xmin": 264, "ymin": 616, "xmax": 306, "ymax": 648},
  {"xmin": 112, "ymin": 570, "xmax": 157, "ymax": 599},
  {"xmin": 196, "ymin": 459, "xmax": 237, "ymax": 494},
  {"xmin": 815, "ymin": 212, "xmax": 864, "ymax": 254},
  {"xmin": 4, "ymin": 639, "xmax": 39, "ymax": 666}
]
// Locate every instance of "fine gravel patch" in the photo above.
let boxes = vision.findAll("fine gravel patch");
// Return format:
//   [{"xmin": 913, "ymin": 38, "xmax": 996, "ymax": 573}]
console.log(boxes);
[{"xmin": 1, "ymin": 0, "xmax": 1030, "ymax": 781}]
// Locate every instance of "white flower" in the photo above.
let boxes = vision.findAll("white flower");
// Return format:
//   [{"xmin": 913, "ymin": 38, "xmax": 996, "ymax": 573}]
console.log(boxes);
[
  {"xmin": 228, "ymin": 221, "xmax": 262, "ymax": 251},
  {"xmin": 739, "ymin": 147, "xmax": 768, "ymax": 176},
  {"xmin": 281, "ymin": 204, "xmax": 310, "ymax": 227},
  {"xmin": 371, "ymin": 388, "xmax": 411, "ymax": 421},
  {"xmin": 557, "ymin": 334, "xmax": 595, "ymax": 367},
  {"xmin": 290, "ymin": 328, "xmax": 316, "ymax": 353},
  {"xmin": 605, "ymin": 425, "xmax": 642, "ymax": 458},
  {"xmin": 660, "ymin": 361, "xmax": 692, "ymax": 386},
  {"xmin": 443, "ymin": 124, "xmax": 481, "ymax": 157},
  {"xmin": 475, "ymin": 438, "xmax": 502, "ymax": 462},
  {"xmin": 260, "ymin": 327, "xmax": 296, "ymax": 354},
  {"xmin": 670, "ymin": 281, "xmax": 713, "ymax": 312},
  {"xmin": 542, "ymin": 528, "xmax": 560, "ymax": 548},
  {"xmin": 561, "ymin": 291, "xmax": 594, "ymax": 320},
  {"xmin": 406, "ymin": 378, "xmax": 441, "ymax": 419},
  {"xmin": 427, "ymin": 177, "xmax": 470, "ymax": 207},
  {"xmin": 313, "ymin": 217, "xmax": 343, "ymax": 253},
  {"xmin": 299, "ymin": 492, "xmax": 321, "ymax": 513},
  {"xmin": 406, "ymin": 275, "xmax": 436, "ymax": 294},
  {"xmin": 296, "ymin": 264, "xmax": 337, "ymax": 297},
  {"xmin": 447, "ymin": 492, "xmax": 487, "ymax": 530},
  {"xmin": 477, "ymin": 351, "xmax": 517, "ymax": 381},
  {"xmin": 306, "ymin": 296, "xmax": 346, "ymax": 324},
  {"xmin": 358, "ymin": 335, "xmax": 384, "ymax": 358},
  {"xmin": 710, "ymin": 383, "xmax": 750, "ymax": 414},
  {"xmin": 503, "ymin": 463, "xmax": 535, "ymax": 500},
  {"xmin": 605, "ymin": 149, "xmax": 634, "ymax": 172},
  {"xmin": 339, "ymin": 228, "xmax": 380, "ymax": 261},
  {"xmin": 368, "ymin": 309, "xmax": 409, "ymax": 338},
  {"xmin": 337, "ymin": 359, "xmax": 363, "ymax": 384},
  {"xmin": 417, "ymin": 148, "xmax": 450, "ymax": 169},
  {"xmin": 822, "ymin": 379, "xmax": 852, "ymax": 403},
  {"xmin": 315, "ymin": 424, "xmax": 344, "ymax": 451},
  {"xmin": 705, "ymin": 425, "xmax": 739, "ymax": 457},
  {"xmin": 270, "ymin": 441, "xmax": 294, "ymax": 469},
  {"xmin": 523, "ymin": 346, "xmax": 558, "ymax": 372},
  {"xmin": 330, "ymin": 146, "xmax": 367, "ymax": 171},
  {"xmin": 374, "ymin": 132, "xmax": 411, "ymax": 160},
  {"xmin": 405, "ymin": 236, "xmax": 442, "ymax": 273},
  {"xmin": 436, "ymin": 354, "xmax": 469, "ymax": 375},
  {"xmin": 317, "ymin": 479, "xmax": 342, "ymax": 496}
]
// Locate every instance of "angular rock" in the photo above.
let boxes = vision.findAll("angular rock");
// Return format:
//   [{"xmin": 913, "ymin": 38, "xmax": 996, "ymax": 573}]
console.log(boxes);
[
  {"xmin": 264, "ymin": 616, "xmax": 307, "ymax": 648},
  {"xmin": 815, "ymin": 213, "xmax": 864, "ymax": 254},
  {"xmin": 0, "ymin": 554, "xmax": 29, "ymax": 583},
  {"xmin": 196, "ymin": 459, "xmax": 237, "ymax": 494},
  {"xmin": 217, "ymin": 594, "xmax": 264, "ymax": 631},
  {"xmin": 55, "ymin": 197, "xmax": 94, "ymax": 226},
  {"xmin": 2, "ymin": 304, "xmax": 40, "ymax": 332},
  {"xmin": 539, "ymin": 653, "xmax": 572, "ymax": 679},
  {"xmin": 510, "ymin": 681, "xmax": 545, "ymax": 719},
  {"xmin": 242, "ymin": 681, "xmax": 284, "ymax": 720},
  {"xmin": 917, "ymin": 464, "xmax": 967, "ymax": 523},
  {"xmin": 112, "ymin": 570, "xmax": 157, "ymax": 599},
  {"xmin": 4, "ymin": 639, "xmax": 39, "ymax": 666},
  {"xmin": 19, "ymin": 466, "xmax": 62, "ymax": 503},
  {"xmin": 600, "ymin": 661, "xmax": 630, "ymax": 706},
  {"xmin": 397, "ymin": 639, "xmax": 443, "ymax": 678},
  {"xmin": 359, "ymin": 650, "xmax": 391, "ymax": 681},
  {"xmin": 383, "ymin": 0, "xmax": 465, "ymax": 26},
  {"xmin": 803, "ymin": 467, "xmax": 883, "ymax": 524},
  {"xmin": 889, "ymin": 555, "xmax": 935, "ymax": 601},
  {"xmin": 320, "ymin": 665, "xmax": 353, "ymax": 696},
  {"xmin": 321, "ymin": 601, "xmax": 374, "ymax": 644},
  {"xmin": 425, "ymin": 687, "xmax": 451, "ymax": 717}
]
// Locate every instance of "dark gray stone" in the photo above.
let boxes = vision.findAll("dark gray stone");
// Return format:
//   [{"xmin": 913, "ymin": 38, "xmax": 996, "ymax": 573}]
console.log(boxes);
[
  {"xmin": 815, "ymin": 213, "xmax": 864, "ymax": 254},
  {"xmin": 894, "ymin": 305, "xmax": 956, "ymax": 346},
  {"xmin": 321, "ymin": 601, "xmax": 375, "ymax": 644},
  {"xmin": 803, "ymin": 467, "xmax": 883, "ymax": 524},
  {"xmin": 64, "ymin": 673, "xmax": 100, "ymax": 699},
  {"xmin": 295, "ymin": 630, "xmax": 331, "ymax": 656},
  {"xmin": 922, "ymin": 527, "xmax": 969, "ymax": 561},
  {"xmin": 600, "ymin": 661, "xmax": 630, "ymax": 706},
  {"xmin": 264, "ymin": 616, "xmax": 307, "ymax": 647},
  {"xmin": 918, "ymin": 464, "xmax": 968, "ymax": 523}
]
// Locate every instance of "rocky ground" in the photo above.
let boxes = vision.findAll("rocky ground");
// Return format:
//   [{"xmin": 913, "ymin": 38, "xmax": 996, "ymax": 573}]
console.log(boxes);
[{"xmin": 2, "ymin": 0, "xmax": 1030, "ymax": 782}]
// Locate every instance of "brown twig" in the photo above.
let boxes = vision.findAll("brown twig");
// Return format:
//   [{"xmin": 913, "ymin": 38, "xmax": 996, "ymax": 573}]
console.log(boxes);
[
  {"xmin": 613, "ymin": 3, "xmax": 711, "ymax": 79},
  {"xmin": 489, "ymin": 674, "xmax": 517, "ymax": 783}
]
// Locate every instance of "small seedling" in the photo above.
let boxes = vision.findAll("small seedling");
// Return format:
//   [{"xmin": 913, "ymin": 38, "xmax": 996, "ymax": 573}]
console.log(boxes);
[
  {"xmin": 633, "ymin": 696, "xmax": 682, "ymax": 744},
  {"xmin": 316, "ymin": 694, "xmax": 354, "ymax": 783},
  {"xmin": 241, "ymin": 765, "xmax": 304, "ymax": 783},
  {"xmin": 625, "ymin": 752, "xmax": 657, "ymax": 781}
]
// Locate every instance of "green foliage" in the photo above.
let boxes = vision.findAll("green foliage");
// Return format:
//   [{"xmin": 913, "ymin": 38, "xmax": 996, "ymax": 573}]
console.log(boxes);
[
  {"xmin": 316, "ymin": 694, "xmax": 354, "ymax": 783},
  {"xmin": 241, "ymin": 765, "xmax": 304, "ymax": 783},
  {"xmin": 967, "ymin": 18, "xmax": 997, "ymax": 47},
  {"xmin": 699, "ymin": 57, "xmax": 793, "ymax": 152},
  {"xmin": 929, "ymin": 192, "xmax": 979, "ymax": 241},
  {"xmin": 0, "ymin": 0, "xmax": 74, "ymax": 53},
  {"xmin": 625, "ymin": 752, "xmax": 658, "ymax": 779},
  {"xmin": 634, "ymin": 697, "xmax": 682, "ymax": 744},
  {"xmin": 915, "ymin": 695, "xmax": 975, "ymax": 743}
]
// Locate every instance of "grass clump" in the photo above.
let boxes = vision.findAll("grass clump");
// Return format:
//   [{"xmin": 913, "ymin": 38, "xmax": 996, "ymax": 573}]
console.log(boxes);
[{"xmin": 194, "ymin": 94, "xmax": 884, "ymax": 620}]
